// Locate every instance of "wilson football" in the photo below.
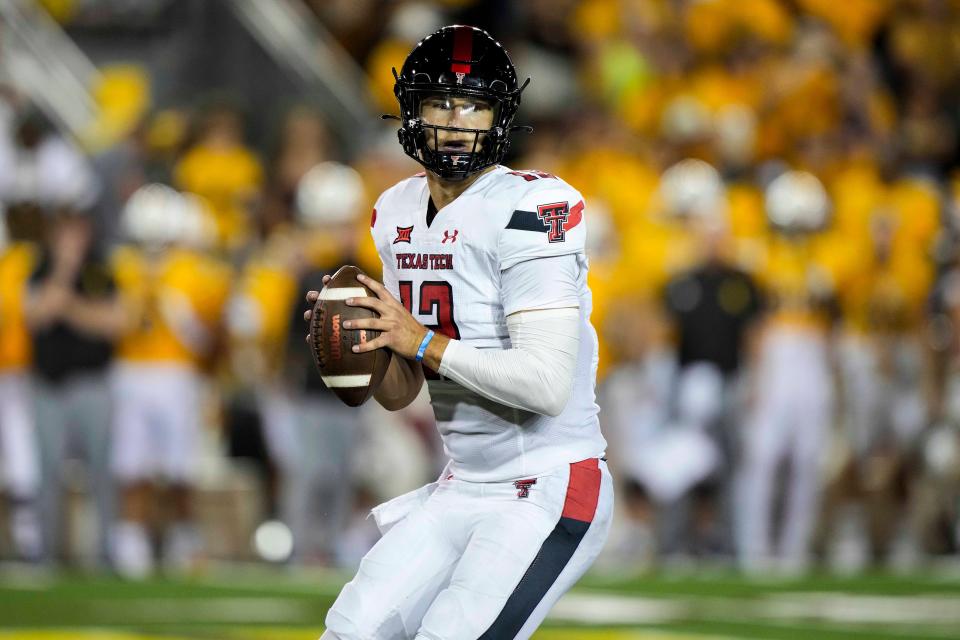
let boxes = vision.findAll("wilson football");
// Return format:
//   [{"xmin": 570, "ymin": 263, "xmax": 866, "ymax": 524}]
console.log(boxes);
[{"xmin": 309, "ymin": 265, "xmax": 391, "ymax": 406}]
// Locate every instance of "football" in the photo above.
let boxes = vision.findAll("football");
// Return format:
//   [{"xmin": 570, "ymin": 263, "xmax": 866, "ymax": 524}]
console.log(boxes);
[{"xmin": 309, "ymin": 265, "xmax": 391, "ymax": 406}]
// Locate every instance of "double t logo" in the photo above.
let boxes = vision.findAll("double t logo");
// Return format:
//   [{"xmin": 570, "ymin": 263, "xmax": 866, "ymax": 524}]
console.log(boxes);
[
  {"xmin": 514, "ymin": 478, "xmax": 537, "ymax": 499},
  {"xmin": 536, "ymin": 202, "xmax": 570, "ymax": 243}
]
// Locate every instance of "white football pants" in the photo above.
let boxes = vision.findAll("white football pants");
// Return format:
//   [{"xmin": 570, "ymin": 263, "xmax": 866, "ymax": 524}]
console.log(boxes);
[
  {"xmin": 111, "ymin": 363, "xmax": 202, "ymax": 483},
  {"xmin": 324, "ymin": 458, "xmax": 613, "ymax": 640},
  {"xmin": 738, "ymin": 330, "xmax": 832, "ymax": 570},
  {"xmin": 0, "ymin": 371, "xmax": 39, "ymax": 498}
]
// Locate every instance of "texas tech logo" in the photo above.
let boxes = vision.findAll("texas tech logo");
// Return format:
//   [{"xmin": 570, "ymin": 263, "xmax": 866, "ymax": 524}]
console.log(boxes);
[
  {"xmin": 393, "ymin": 225, "xmax": 414, "ymax": 244},
  {"xmin": 536, "ymin": 202, "xmax": 570, "ymax": 243},
  {"xmin": 514, "ymin": 478, "xmax": 537, "ymax": 499}
]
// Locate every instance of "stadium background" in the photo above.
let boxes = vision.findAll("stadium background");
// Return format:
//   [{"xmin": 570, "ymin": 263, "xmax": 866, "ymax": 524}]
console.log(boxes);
[{"xmin": 1, "ymin": 0, "xmax": 960, "ymax": 638}]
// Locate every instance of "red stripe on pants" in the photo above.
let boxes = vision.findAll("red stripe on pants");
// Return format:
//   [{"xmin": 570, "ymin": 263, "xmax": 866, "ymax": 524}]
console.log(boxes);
[{"xmin": 561, "ymin": 458, "xmax": 600, "ymax": 523}]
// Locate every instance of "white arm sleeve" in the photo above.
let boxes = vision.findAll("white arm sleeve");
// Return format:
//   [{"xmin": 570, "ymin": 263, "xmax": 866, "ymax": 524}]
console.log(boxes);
[
  {"xmin": 437, "ymin": 307, "xmax": 580, "ymax": 417},
  {"xmin": 436, "ymin": 255, "xmax": 582, "ymax": 417}
]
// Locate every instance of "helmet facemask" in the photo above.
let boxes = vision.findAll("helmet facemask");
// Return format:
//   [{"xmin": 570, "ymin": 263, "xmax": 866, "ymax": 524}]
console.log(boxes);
[{"xmin": 412, "ymin": 90, "xmax": 502, "ymax": 181}]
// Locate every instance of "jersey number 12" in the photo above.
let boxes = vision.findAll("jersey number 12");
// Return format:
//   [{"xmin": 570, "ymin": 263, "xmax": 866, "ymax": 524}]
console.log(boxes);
[{"xmin": 398, "ymin": 280, "xmax": 461, "ymax": 340}]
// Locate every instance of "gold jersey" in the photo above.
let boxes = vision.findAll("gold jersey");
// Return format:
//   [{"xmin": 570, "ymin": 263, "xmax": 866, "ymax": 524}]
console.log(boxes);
[
  {"xmin": 174, "ymin": 144, "xmax": 263, "ymax": 250},
  {"xmin": 755, "ymin": 234, "xmax": 842, "ymax": 332},
  {"xmin": 231, "ymin": 254, "xmax": 299, "ymax": 375},
  {"xmin": 113, "ymin": 246, "xmax": 231, "ymax": 366},
  {"xmin": 0, "ymin": 243, "xmax": 36, "ymax": 371}
]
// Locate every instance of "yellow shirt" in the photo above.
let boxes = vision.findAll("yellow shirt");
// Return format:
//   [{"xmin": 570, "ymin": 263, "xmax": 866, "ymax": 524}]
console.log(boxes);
[
  {"xmin": 231, "ymin": 254, "xmax": 299, "ymax": 375},
  {"xmin": 888, "ymin": 177, "xmax": 940, "ymax": 253},
  {"xmin": 174, "ymin": 144, "xmax": 263, "ymax": 250},
  {"xmin": 113, "ymin": 246, "xmax": 232, "ymax": 366},
  {"xmin": 755, "ymin": 234, "xmax": 840, "ymax": 331},
  {"xmin": 0, "ymin": 243, "xmax": 36, "ymax": 371},
  {"xmin": 829, "ymin": 161, "xmax": 886, "ymax": 238},
  {"xmin": 836, "ymin": 228, "xmax": 934, "ymax": 334}
]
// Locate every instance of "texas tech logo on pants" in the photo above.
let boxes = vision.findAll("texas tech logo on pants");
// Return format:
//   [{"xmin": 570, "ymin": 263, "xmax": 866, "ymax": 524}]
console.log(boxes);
[{"xmin": 514, "ymin": 479, "xmax": 537, "ymax": 498}]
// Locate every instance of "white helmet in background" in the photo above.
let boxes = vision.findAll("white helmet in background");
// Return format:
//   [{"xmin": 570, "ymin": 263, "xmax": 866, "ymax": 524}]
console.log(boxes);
[
  {"xmin": 659, "ymin": 158, "xmax": 727, "ymax": 222},
  {"xmin": 765, "ymin": 170, "xmax": 830, "ymax": 234},
  {"xmin": 661, "ymin": 94, "xmax": 711, "ymax": 143},
  {"xmin": 295, "ymin": 162, "xmax": 365, "ymax": 228},
  {"xmin": 176, "ymin": 192, "xmax": 217, "ymax": 250},
  {"xmin": 121, "ymin": 183, "xmax": 185, "ymax": 248}
]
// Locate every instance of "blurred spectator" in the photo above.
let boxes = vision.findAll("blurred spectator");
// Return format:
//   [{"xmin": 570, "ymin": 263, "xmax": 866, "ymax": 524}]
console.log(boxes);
[
  {"xmin": 174, "ymin": 102, "xmax": 263, "ymax": 253},
  {"xmin": 25, "ymin": 211, "xmax": 125, "ymax": 566},
  {"xmin": 599, "ymin": 296, "xmax": 675, "ymax": 570},
  {"xmin": 0, "ymin": 208, "xmax": 42, "ymax": 561},
  {"xmin": 0, "ymin": 97, "xmax": 100, "ymax": 564},
  {"xmin": 738, "ymin": 170, "xmax": 838, "ymax": 574},
  {"xmin": 0, "ymin": 108, "xmax": 99, "ymax": 244},
  {"xmin": 108, "ymin": 185, "xmax": 230, "ymax": 578},
  {"xmin": 823, "ymin": 204, "xmax": 934, "ymax": 569},
  {"xmin": 88, "ymin": 119, "xmax": 151, "ymax": 249},
  {"xmin": 306, "ymin": 0, "xmax": 391, "ymax": 63},
  {"xmin": 279, "ymin": 163, "xmax": 376, "ymax": 565},
  {"xmin": 660, "ymin": 162, "xmax": 763, "ymax": 559},
  {"xmin": 229, "ymin": 162, "xmax": 377, "ymax": 565},
  {"xmin": 260, "ymin": 105, "xmax": 332, "ymax": 235}
]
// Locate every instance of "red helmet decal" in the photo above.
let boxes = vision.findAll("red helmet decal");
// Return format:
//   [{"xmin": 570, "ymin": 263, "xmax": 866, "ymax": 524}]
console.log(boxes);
[{"xmin": 451, "ymin": 26, "xmax": 473, "ymax": 75}]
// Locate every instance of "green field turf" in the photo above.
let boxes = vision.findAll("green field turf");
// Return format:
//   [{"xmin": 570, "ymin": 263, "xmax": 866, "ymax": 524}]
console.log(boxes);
[{"xmin": 1, "ymin": 567, "xmax": 959, "ymax": 639}]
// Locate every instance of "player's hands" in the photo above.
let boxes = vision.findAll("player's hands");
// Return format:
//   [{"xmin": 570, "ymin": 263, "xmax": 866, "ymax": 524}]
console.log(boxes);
[
  {"xmin": 303, "ymin": 274, "xmax": 432, "ymax": 360},
  {"xmin": 342, "ymin": 274, "xmax": 430, "ymax": 360}
]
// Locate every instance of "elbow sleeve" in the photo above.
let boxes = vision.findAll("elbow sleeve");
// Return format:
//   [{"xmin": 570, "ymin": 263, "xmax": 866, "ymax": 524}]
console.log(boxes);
[{"xmin": 437, "ymin": 307, "xmax": 580, "ymax": 417}]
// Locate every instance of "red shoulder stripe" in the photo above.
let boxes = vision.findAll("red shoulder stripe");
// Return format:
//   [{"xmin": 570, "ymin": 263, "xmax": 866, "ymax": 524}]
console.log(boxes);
[{"xmin": 563, "ymin": 200, "xmax": 584, "ymax": 232}]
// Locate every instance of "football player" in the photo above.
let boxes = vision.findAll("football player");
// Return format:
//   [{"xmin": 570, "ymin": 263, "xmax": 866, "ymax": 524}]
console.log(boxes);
[
  {"xmin": 228, "ymin": 161, "xmax": 376, "ymax": 564},
  {"xmin": 109, "ymin": 185, "xmax": 230, "ymax": 577},
  {"xmin": 0, "ymin": 206, "xmax": 42, "ymax": 561},
  {"xmin": 738, "ymin": 170, "xmax": 838, "ymax": 573},
  {"xmin": 304, "ymin": 26, "xmax": 612, "ymax": 640}
]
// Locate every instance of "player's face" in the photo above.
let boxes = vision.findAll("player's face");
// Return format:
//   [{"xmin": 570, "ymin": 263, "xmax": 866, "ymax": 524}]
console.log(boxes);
[{"xmin": 420, "ymin": 94, "xmax": 496, "ymax": 151}]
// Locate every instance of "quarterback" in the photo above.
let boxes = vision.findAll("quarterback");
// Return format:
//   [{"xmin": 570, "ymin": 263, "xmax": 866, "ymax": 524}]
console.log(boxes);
[{"xmin": 305, "ymin": 26, "xmax": 612, "ymax": 639}]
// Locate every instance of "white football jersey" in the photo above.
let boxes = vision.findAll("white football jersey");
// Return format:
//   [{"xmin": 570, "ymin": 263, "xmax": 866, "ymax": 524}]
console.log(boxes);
[{"xmin": 370, "ymin": 165, "xmax": 607, "ymax": 482}]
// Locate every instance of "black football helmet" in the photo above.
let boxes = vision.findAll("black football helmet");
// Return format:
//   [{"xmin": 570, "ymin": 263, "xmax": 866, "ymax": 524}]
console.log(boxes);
[{"xmin": 387, "ymin": 25, "xmax": 531, "ymax": 181}]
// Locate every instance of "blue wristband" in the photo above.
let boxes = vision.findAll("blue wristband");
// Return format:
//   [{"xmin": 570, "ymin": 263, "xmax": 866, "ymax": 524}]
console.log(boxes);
[{"xmin": 415, "ymin": 330, "xmax": 435, "ymax": 362}]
